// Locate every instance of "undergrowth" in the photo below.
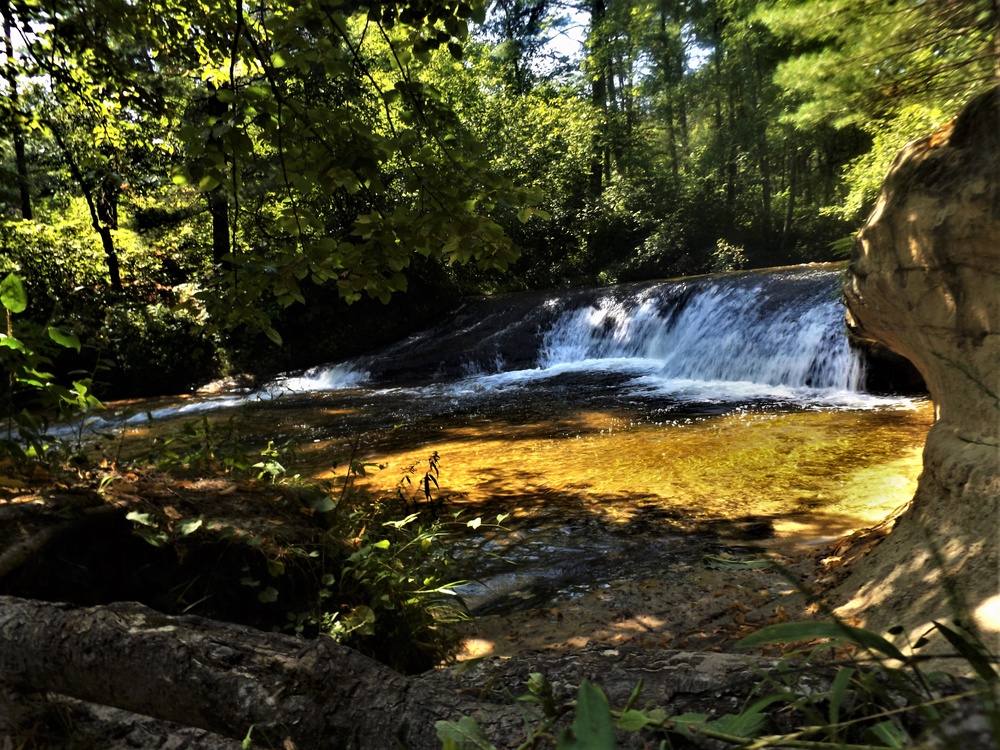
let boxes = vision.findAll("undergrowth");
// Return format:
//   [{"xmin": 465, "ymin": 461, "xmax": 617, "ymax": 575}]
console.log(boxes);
[
  {"xmin": 3, "ymin": 409, "xmax": 495, "ymax": 675},
  {"xmin": 438, "ymin": 617, "xmax": 999, "ymax": 748},
  {"xmin": 132, "ymin": 418, "xmax": 493, "ymax": 673}
]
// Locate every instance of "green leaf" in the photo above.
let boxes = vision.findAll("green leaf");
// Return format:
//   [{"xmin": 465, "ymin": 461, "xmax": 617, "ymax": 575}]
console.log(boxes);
[
  {"xmin": 558, "ymin": 681, "xmax": 616, "ymax": 749},
  {"xmin": 737, "ymin": 621, "xmax": 908, "ymax": 661},
  {"xmin": 258, "ymin": 586, "xmax": 279, "ymax": 603},
  {"xmin": 667, "ymin": 712, "xmax": 710, "ymax": 736},
  {"xmin": 383, "ymin": 513, "xmax": 418, "ymax": 529},
  {"xmin": 867, "ymin": 720, "xmax": 909, "ymax": 748},
  {"xmin": 828, "ymin": 666, "xmax": 855, "ymax": 726},
  {"xmin": 707, "ymin": 708, "xmax": 768, "ymax": 739},
  {"xmin": 126, "ymin": 511, "xmax": 157, "ymax": 527},
  {"xmin": 623, "ymin": 678, "xmax": 643, "ymax": 712},
  {"xmin": 932, "ymin": 621, "xmax": 999, "ymax": 682},
  {"xmin": 617, "ymin": 709, "xmax": 655, "ymax": 731},
  {"xmin": 0, "ymin": 273, "xmax": 27, "ymax": 313},
  {"xmin": 135, "ymin": 528, "xmax": 169, "ymax": 547},
  {"xmin": 0, "ymin": 335, "xmax": 26, "ymax": 353},
  {"xmin": 263, "ymin": 326, "xmax": 283, "ymax": 346},
  {"xmin": 267, "ymin": 558, "xmax": 285, "ymax": 577},
  {"xmin": 309, "ymin": 496, "xmax": 336, "ymax": 512},
  {"xmin": 434, "ymin": 717, "xmax": 496, "ymax": 749},
  {"xmin": 48, "ymin": 327, "xmax": 81, "ymax": 352},
  {"xmin": 176, "ymin": 518, "xmax": 203, "ymax": 536},
  {"xmin": 198, "ymin": 174, "xmax": 221, "ymax": 191}
]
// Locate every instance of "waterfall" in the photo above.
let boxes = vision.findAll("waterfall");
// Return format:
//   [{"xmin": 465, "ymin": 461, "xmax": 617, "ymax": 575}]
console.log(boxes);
[
  {"xmin": 276, "ymin": 264, "xmax": 875, "ymax": 403},
  {"xmin": 67, "ymin": 264, "xmax": 899, "ymax": 443},
  {"xmin": 537, "ymin": 267, "xmax": 863, "ymax": 391}
]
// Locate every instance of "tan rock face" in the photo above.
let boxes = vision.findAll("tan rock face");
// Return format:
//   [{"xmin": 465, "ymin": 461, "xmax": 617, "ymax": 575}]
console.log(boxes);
[
  {"xmin": 846, "ymin": 87, "xmax": 1000, "ymax": 434},
  {"xmin": 837, "ymin": 87, "xmax": 1000, "ymax": 656}
]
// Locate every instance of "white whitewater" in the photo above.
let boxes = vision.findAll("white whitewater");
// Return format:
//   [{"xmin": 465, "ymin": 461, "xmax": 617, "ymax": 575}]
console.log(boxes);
[
  {"xmin": 537, "ymin": 274, "xmax": 863, "ymax": 392},
  {"xmin": 81, "ymin": 266, "xmax": 904, "ymax": 435},
  {"xmin": 276, "ymin": 265, "xmax": 885, "ymax": 408}
]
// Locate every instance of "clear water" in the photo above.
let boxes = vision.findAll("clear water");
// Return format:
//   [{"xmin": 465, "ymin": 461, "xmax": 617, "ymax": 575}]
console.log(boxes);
[{"xmin": 89, "ymin": 265, "xmax": 932, "ymax": 612}]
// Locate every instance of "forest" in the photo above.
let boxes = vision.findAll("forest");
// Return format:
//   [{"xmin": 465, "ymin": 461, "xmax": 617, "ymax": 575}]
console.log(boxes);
[
  {"xmin": 1, "ymin": 0, "xmax": 995, "ymax": 401},
  {"xmin": 0, "ymin": 1, "xmax": 999, "ymax": 747}
]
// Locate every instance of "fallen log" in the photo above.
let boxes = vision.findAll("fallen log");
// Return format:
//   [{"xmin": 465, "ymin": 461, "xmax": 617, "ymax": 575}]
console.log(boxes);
[
  {"xmin": 0, "ymin": 595, "xmax": 802, "ymax": 749},
  {"xmin": 0, "ymin": 595, "xmax": 491, "ymax": 749}
]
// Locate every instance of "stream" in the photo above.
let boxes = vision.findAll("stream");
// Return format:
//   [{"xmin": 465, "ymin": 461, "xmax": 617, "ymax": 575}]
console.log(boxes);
[{"xmin": 94, "ymin": 264, "xmax": 933, "ymax": 618}]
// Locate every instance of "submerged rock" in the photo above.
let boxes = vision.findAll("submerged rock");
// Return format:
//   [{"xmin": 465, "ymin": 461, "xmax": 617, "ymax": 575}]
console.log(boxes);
[{"xmin": 838, "ymin": 87, "xmax": 1000, "ymax": 657}]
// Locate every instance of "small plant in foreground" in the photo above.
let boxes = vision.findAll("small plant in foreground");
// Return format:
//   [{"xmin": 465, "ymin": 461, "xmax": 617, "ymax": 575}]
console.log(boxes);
[
  {"xmin": 141, "ymin": 413, "xmax": 297, "ymax": 479},
  {"xmin": 121, "ymin": 444, "xmax": 488, "ymax": 673},
  {"xmin": 437, "ymin": 618, "xmax": 999, "ymax": 748},
  {"xmin": 1, "ymin": 272, "xmax": 101, "ymax": 461}
]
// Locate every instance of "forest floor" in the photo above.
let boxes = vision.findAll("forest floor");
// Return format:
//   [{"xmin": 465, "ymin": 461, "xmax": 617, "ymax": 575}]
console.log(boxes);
[
  {"xmin": 0, "ymin": 459, "xmax": 891, "ymax": 665},
  {"xmin": 0, "ymin": 461, "xmax": 914, "ymax": 748},
  {"xmin": 450, "ymin": 526, "xmax": 889, "ymax": 662}
]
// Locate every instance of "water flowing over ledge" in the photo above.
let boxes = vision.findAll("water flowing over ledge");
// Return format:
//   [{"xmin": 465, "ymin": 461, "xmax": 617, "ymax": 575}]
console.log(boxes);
[
  {"xmin": 79, "ymin": 264, "xmax": 917, "ymax": 435},
  {"xmin": 267, "ymin": 263, "xmax": 911, "ymax": 410}
]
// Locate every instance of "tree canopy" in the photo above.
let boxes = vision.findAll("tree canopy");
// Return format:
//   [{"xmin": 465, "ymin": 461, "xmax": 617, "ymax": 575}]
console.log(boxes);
[{"xmin": 0, "ymin": 0, "xmax": 995, "ymax": 392}]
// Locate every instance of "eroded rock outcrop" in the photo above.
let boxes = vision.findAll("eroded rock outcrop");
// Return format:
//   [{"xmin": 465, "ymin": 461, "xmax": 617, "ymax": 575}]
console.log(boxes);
[{"xmin": 838, "ymin": 87, "xmax": 1000, "ymax": 653}]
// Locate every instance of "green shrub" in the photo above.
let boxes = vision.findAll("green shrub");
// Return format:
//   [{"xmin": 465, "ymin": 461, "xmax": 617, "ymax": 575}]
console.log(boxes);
[
  {"xmin": 100, "ymin": 300, "xmax": 222, "ymax": 397},
  {"xmin": 0, "ymin": 272, "xmax": 101, "ymax": 460}
]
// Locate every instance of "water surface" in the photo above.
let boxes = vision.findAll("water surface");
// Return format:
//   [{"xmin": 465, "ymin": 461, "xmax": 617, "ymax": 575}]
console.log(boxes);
[{"xmin": 95, "ymin": 265, "xmax": 933, "ymax": 612}]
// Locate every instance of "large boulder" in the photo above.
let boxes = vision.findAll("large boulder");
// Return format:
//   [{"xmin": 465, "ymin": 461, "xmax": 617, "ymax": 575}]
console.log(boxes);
[{"xmin": 837, "ymin": 87, "xmax": 1000, "ymax": 655}]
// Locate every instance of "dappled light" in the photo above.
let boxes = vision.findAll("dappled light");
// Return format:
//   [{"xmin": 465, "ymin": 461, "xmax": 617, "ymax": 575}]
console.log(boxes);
[
  {"xmin": 329, "ymin": 403, "xmax": 932, "ymax": 550},
  {"xmin": 97, "ymin": 373, "xmax": 935, "ymax": 658},
  {"xmin": 1, "ymin": 0, "xmax": 997, "ymax": 742}
]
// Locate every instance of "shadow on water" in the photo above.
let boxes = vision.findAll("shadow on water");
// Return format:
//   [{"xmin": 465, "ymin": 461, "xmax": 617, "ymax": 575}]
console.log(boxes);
[
  {"xmin": 95, "ymin": 266, "xmax": 933, "ymax": 623},
  {"xmin": 109, "ymin": 373, "xmax": 932, "ymax": 621}
]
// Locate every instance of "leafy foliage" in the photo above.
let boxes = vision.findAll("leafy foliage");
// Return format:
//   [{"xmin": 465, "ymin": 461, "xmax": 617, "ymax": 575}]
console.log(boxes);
[
  {"xmin": 758, "ymin": 0, "xmax": 998, "ymax": 218},
  {"xmin": 0, "ymin": 273, "xmax": 101, "ymax": 459},
  {"xmin": 124, "ymin": 423, "xmax": 479, "ymax": 672}
]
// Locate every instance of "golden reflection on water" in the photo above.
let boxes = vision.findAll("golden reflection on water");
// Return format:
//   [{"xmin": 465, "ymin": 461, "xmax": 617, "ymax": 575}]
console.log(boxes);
[
  {"xmin": 111, "ymin": 391, "xmax": 933, "ymax": 550},
  {"xmin": 306, "ymin": 401, "xmax": 934, "ymax": 550}
]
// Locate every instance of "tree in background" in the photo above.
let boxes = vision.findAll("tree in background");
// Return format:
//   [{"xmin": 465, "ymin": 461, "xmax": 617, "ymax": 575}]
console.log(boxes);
[
  {"xmin": 1, "ymin": 0, "xmax": 996, "ymax": 396},
  {"xmin": 1, "ymin": 0, "xmax": 540, "ymax": 335},
  {"xmin": 758, "ymin": 0, "xmax": 999, "ymax": 217}
]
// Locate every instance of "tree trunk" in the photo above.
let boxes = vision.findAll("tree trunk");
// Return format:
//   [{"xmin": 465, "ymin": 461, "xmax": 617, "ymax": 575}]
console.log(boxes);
[
  {"xmin": 208, "ymin": 188, "xmax": 231, "ymax": 265},
  {"xmin": 0, "ymin": 596, "xmax": 481, "ymax": 749},
  {"xmin": 0, "ymin": 596, "xmax": 792, "ymax": 750},
  {"xmin": 658, "ymin": 3, "xmax": 679, "ymax": 177},
  {"xmin": 48, "ymin": 126, "xmax": 123, "ymax": 290},
  {"xmin": 588, "ymin": 0, "xmax": 607, "ymax": 196},
  {"xmin": 1, "ymin": 4, "xmax": 31, "ymax": 220},
  {"xmin": 780, "ymin": 145, "xmax": 798, "ymax": 254},
  {"xmin": 664, "ymin": 97, "xmax": 679, "ymax": 177},
  {"xmin": 95, "ymin": 174, "xmax": 123, "ymax": 290}
]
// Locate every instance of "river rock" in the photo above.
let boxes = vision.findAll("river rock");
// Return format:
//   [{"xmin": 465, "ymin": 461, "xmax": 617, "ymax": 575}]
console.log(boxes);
[{"xmin": 838, "ymin": 87, "xmax": 1000, "ymax": 658}]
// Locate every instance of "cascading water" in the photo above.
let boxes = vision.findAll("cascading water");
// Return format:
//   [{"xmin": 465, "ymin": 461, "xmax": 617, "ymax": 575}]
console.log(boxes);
[
  {"xmin": 246, "ymin": 263, "xmax": 883, "ymax": 410},
  {"xmin": 86, "ymin": 264, "xmax": 890, "ymax": 439},
  {"xmin": 536, "ymin": 268, "xmax": 863, "ymax": 391},
  {"xmin": 78, "ymin": 263, "xmax": 929, "ymax": 621}
]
